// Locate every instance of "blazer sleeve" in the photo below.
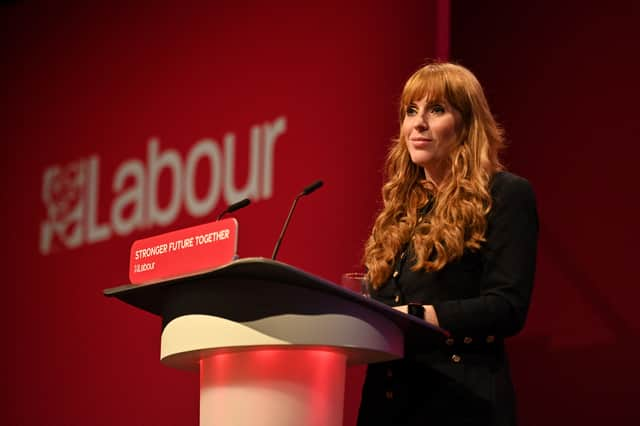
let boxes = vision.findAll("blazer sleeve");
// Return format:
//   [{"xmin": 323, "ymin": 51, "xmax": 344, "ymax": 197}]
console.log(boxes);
[{"xmin": 432, "ymin": 173, "xmax": 539, "ymax": 337}]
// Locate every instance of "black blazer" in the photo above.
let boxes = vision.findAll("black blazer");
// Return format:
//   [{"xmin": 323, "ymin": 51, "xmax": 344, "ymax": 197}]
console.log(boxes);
[{"xmin": 358, "ymin": 172, "xmax": 539, "ymax": 426}]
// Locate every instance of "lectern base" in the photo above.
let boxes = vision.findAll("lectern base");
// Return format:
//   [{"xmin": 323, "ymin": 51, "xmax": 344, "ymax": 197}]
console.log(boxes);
[{"xmin": 200, "ymin": 348, "xmax": 346, "ymax": 426}]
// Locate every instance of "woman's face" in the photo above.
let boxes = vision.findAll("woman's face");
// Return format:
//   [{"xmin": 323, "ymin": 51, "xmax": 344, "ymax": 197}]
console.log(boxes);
[{"xmin": 402, "ymin": 94, "xmax": 462, "ymax": 181}]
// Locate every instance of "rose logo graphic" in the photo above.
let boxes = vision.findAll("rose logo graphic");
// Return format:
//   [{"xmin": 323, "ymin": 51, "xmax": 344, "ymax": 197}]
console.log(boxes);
[{"xmin": 40, "ymin": 160, "xmax": 87, "ymax": 253}]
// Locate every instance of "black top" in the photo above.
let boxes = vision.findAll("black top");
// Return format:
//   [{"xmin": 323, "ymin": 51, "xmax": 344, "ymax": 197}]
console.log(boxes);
[{"xmin": 358, "ymin": 171, "xmax": 539, "ymax": 426}]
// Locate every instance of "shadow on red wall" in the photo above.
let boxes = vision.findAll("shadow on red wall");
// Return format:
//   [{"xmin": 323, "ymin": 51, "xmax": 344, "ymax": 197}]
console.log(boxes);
[{"xmin": 452, "ymin": 2, "xmax": 640, "ymax": 424}]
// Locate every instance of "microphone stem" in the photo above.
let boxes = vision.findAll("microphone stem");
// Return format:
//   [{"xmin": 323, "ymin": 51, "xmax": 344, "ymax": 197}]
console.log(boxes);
[{"xmin": 272, "ymin": 194, "xmax": 302, "ymax": 260}]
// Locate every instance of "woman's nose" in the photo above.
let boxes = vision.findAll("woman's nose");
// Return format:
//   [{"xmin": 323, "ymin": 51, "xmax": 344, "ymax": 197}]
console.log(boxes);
[{"xmin": 414, "ymin": 113, "xmax": 428, "ymax": 130}]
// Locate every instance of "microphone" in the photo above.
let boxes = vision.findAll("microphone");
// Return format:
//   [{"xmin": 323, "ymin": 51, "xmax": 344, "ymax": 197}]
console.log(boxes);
[
  {"xmin": 216, "ymin": 198, "xmax": 251, "ymax": 220},
  {"xmin": 271, "ymin": 180, "xmax": 324, "ymax": 260},
  {"xmin": 301, "ymin": 180, "xmax": 323, "ymax": 196}
]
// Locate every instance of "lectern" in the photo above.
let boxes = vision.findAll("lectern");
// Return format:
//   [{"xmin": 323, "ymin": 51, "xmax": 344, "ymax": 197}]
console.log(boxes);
[{"xmin": 104, "ymin": 257, "xmax": 447, "ymax": 426}]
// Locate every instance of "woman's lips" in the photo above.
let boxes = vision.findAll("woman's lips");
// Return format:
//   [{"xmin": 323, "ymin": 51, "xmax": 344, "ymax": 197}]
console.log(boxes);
[{"xmin": 410, "ymin": 138, "xmax": 432, "ymax": 147}]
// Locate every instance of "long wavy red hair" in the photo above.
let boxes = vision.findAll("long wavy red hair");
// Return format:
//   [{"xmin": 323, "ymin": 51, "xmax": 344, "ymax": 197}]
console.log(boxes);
[{"xmin": 364, "ymin": 62, "xmax": 505, "ymax": 288}]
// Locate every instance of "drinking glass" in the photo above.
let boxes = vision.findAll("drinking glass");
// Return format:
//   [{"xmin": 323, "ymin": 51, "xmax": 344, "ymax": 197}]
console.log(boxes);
[{"xmin": 340, "ymin": 272, "xmax": 370, "ymax": 297}]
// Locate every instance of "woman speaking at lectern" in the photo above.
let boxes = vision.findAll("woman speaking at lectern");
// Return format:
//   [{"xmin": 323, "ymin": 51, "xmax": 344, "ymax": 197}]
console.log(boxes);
[{"xmin": 357, "ymin": 62, "xmax": 538, "ymax": 426}]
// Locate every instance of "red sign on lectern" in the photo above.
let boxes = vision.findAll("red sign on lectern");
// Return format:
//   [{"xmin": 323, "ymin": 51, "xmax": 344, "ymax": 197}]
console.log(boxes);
[{"xmin": 129, "ymin": 218, "xmax": 239, "ymax": 284}]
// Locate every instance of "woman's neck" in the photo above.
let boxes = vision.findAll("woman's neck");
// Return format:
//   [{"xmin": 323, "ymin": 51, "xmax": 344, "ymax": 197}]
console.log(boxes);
[{"xmin": 423, "ymin": 164, "xmax": 448, "ymax": 189}]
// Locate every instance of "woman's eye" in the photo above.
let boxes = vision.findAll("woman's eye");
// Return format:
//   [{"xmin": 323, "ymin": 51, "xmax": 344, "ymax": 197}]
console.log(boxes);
[
  {"xmin": 406, "ymin": 105, "xmax": 418, "ymax": 116},
  {"xmin": 429, "ymin": 104, "xmax": 445, "ymax": 114}
]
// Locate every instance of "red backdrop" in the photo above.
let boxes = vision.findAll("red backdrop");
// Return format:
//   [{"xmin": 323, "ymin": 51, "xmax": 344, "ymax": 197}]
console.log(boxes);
[
  {"xmin": 451, "ymin": 2, "xmax": 640, "ymax": 425},
  {"xmin": 0, "ymin": 1, "xmax": 448, "ymax": 425},
  {"xmin": 9, "ymin": 2, "xmax": 635, "ymax": 426}
]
